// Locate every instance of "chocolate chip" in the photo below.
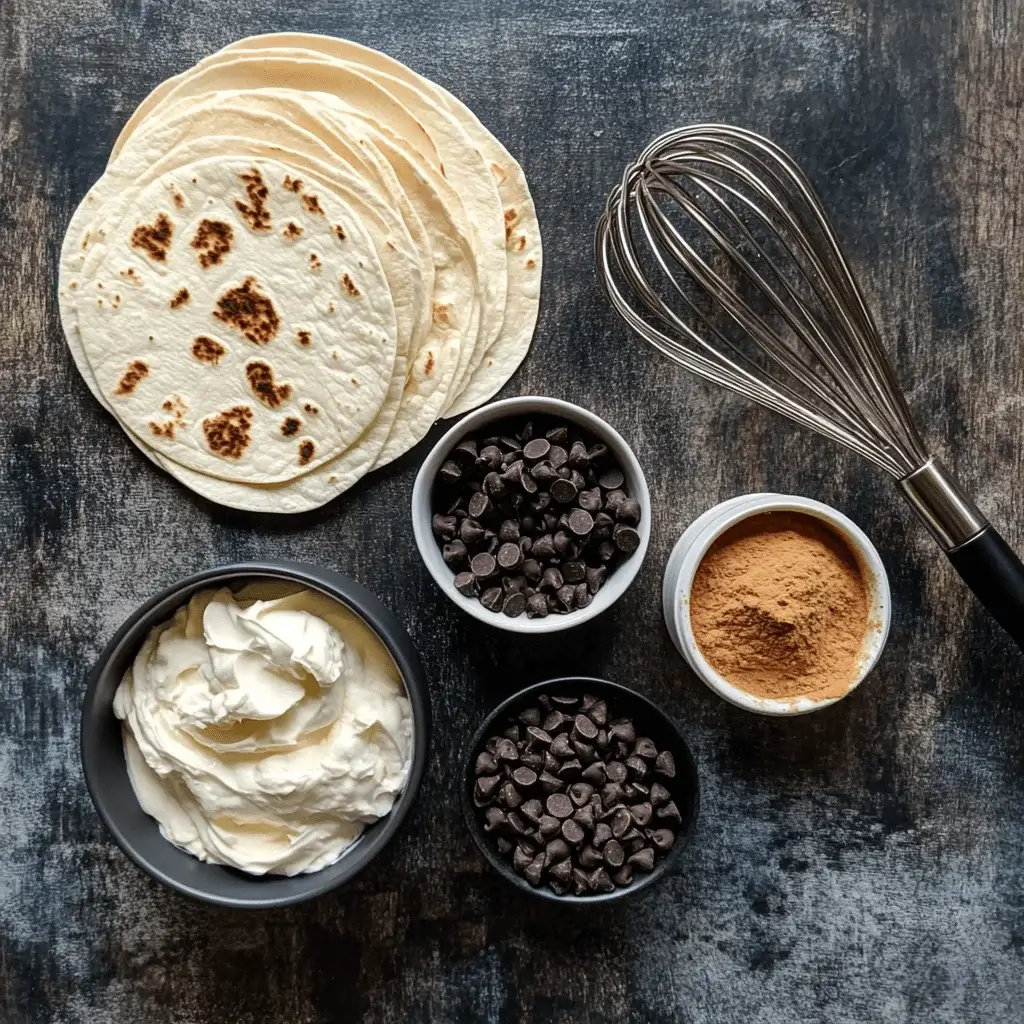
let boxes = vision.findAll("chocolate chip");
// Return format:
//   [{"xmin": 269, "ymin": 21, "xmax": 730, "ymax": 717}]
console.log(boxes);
[
  {"xmin": 525, "ymin": 727, "xmax": 553, "ymax": 748},
  {"xmin": 571, "ymin": 737, "xmax": 596, "ymax": 762},
  {"xmin": 512, "ymin": 766, "xmax": 538, "ymax": 788},
  {"xmin": 655, "ymin": 750, "xmax": 676, "ymax": 777},
  {"xmin": 610, "ymin": 806, "xmax": 633, "ymax": 838},
  {"xmin": 470, "ymin": 552, "xmax": 497, "ymax": 579},
  {"xmin": 538, "ymin": 815, "xmax": 561, "ymax": 838},
  {"xmin": 634, "ymin": 737, "xmax": 659, "ymax": 761},
  {"xmin": 459, "ymin": 518, "xmax": 486, "ymax": 546},
  {"xmin": 616, "ymin": 497, "xmax": 642, "ymax": 524},
  {"xmin": 502, "ymin": 592, "xmax": 527, "ymax": 617},
  {"xmin": 610, "ymin": 864, "xmax": 634, "ymax": 887},
  {"xmin": 475, "ymin": 775, "xmax": 501, "ymax": 802},
  {"xmin": 602, "ymin": 782, "xmax": 626, "ymax": 808},
  {"xmin": 603, "ymin": 839, "xmax": 625, "ymax": 868},
  {"xmin": 613, "ymin": 523, "xmax": 640, "ymax": 553},
  {"xmin": 532, "ymin": 534, "xmax": 556, "ymax": 561},
  {"xmin": 558, "ymin": 758, "xmax": 583, "ymax": 780},
  {"xmin": 525, "ymin": 593, "xmax": 549, "ymax": 618},
  {"xmin": 478, "ymin": 445, "xmax": 503, "ymax": 470},
  {"xmin": 561, "ymin": 818, "xmax": 585, "ymax": 845},
  {"xmin": 483, "ymin": 806, "xmax": 505, "ymax": 831},
  {"xmin": 598, "ymin": 467, "xmax": 625, "ymax": 489},
  {"xmin": 625, "ymin": 755, "xmax": 649, "ymax": 779},
  {"xmin": 568, "ymin": 439, "xmax": 589, "ymax": 467},
  {"xmin": 550, "ymin": 477, "xmax": 578, "ymax": 504},
  {"xmin": 627, "ymin": 847, "xmax": 655, "ymax": 872},
  {"xmin": 539, "ymin": 771, "xmax": 565, "ymax": 794},
  {"xmin": 556, "ymin": 584, "xmax": 577, "ymax": 612},
  {"xmin": 605, "ymin": 761, "xmax": 628, "ymax": 783},
  {"xmin": 578, "ymin": 844, "xmax": 602, "ymax": 869},
  {"xmin": 546, "ymin": 838, "xmax": 571, "ymax": 863},
  {"xmin": 480, "ymin": 586, "xmax": 502, "ymax": 611},
  {"xmin": 573, "ymin": 714, "xmax": 598, "ymax": 742},
  {"xmin": 500, "ymin": 782, "xmax": 522, "ymax": 808},
  {"xmin": 549, "ymin": 445, "xmax": 568, "ymax": 469},
  {"xmin": 608, "ymin": 720, "xmax": 636, "ymax": 745},
  {"xmin": 549, "ymin": 858, "xmax": 572, "ymax": 885},
  {"xmin": 588, "ymin": 700, "xmax": 608, "ymax": 727},
  {"xmin": 523, "ymin": 437, "xmax": 550, "ymax": 461},
  {"xmin": 629, "ymin": 802, "xmax": 653, "ymax": 826},
  {"xmin": 568, "ymin": 782, "xmax": 595, "ymax": 807},
  {"xmin": 550, "ymin": 733, "xmax": 574, "ymax": 759},
  {"xmin": 573, "ymin": 802, "xmax": 596, "ymax": 833},
  {"xmin": 572, "ymin": 867, "xmax": 591, "ymax": 895},
  {"xmin": 581, "ymin": 762, "xmax": 607, "ymax": 785},
  {"xmin": 656, "ymin": 801, "xmax": 682, "ymax": 825},
  {"xmin": 483, "ymin": 471, "xmax": 507, "ymax": 499},
  {"xmin": 591, "ymin": 867, "xmax": 615, "ymax": 893},
  {"xmin": 467, "ymin": 491, "xmax": 492, "ymax": 519},
  {"xmin": 506, "ymin": 812, "xmax": 532, "ymax": 837},
  {"xmin": 545, "ymin": 425, "xmax": 569, "ymax": 446},
  {"xmin": 524, "ymin": 854, "xmax": 545, "ymax": 886},
  {"xmin": 475, "ymin": 751, "xmax": 498, "ymax": 775},
  {"xmin": 494, "ymin": 738, "xmax": 518, "ymax": 762},
  {"xmin": 432, "ymin": 513, "xmax": 457, "ymax": 538},
  {"xmin": 650, "ymin": 828, "xmax": 675, "ymax": 852},
  {"xmin": 650, "ymin": 782, "xmax": 672, "ymax": 807},
  {"xmin": 546, "ymin": 793, "xmax": 574, "ymax": 819},
  {"xmin": 520, "ymin": 799, "xmax": 543, "ymax": 824},
  {"xmin": 592, "ymin": 822, "xmax": 613, "ymax": 848}
]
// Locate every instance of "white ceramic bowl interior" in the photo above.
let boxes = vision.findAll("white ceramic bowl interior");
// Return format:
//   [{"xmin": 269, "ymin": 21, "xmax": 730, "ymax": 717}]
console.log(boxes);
[
  {"xmin": 412, "ymin": 397, "xmax": 651, "ymax": 633},
  {"xmin": 662, "ymin": 493, "xmax": 891, "ymax": 716}
]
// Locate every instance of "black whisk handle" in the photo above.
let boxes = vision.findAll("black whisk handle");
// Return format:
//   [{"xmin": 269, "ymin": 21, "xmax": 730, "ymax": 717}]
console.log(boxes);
[{"xmin": 947, "ymin": 527, "xmax": 1024, "ymax": 650}]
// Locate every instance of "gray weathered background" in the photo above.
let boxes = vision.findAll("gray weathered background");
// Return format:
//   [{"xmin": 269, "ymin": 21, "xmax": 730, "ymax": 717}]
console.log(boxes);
[{"xmin": 2, "ymin": 0, "xmax": 1022, "ymax": 1020}]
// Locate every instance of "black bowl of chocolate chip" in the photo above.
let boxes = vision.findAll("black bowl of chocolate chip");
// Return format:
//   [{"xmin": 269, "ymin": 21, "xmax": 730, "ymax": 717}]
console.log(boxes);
[
  {"xmin": 412, "ymin": 397, "xmax": 651, "ymax": 633},
  {"xmin": 463, "ymin": 678, "xmax": 699, "ymax": 902}
]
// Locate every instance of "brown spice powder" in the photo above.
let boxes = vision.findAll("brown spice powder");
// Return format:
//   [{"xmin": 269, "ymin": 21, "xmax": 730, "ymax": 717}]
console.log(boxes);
[{"xmin": 689, "ymin": 512, "xmax": 869, "ymax": 702}]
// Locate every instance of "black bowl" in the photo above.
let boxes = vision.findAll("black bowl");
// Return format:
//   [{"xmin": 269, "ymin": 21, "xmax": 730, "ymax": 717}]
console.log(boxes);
[
  {"xmin": 462, "ymin": 677, "xmax": 699, "ymax": 903},
  {"xmin": 80, "ymin": 560, "xmax": 431, "ymax": 909}
]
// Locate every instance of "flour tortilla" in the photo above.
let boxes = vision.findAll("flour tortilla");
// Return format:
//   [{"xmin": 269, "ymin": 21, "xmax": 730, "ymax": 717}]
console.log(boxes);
[
  {"xmin": 112, "ymin": 42, "xmax": 536, "ymax": 417},
  {"xmin": 130, "ymin": 46, "xmax": 507, "ymax": 397},
  {"xmin": 72, "ymin": 156, "xmax": 396, "ymax": 484},
  {"xmin": 60, "ymin": 132, "xmax": 427, "ymax": 509}
]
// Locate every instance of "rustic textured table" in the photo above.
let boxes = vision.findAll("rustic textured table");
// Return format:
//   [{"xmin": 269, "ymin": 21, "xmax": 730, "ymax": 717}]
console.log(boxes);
[{"xmin": 2, "ymin": 0, "xmax": 1022, "ymax": 1021}]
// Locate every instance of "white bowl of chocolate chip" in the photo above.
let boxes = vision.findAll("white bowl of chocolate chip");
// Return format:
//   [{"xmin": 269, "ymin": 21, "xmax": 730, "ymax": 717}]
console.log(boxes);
[{"xmin": 411, "ymin": 396, "xmax": 651, "ymax": 633}]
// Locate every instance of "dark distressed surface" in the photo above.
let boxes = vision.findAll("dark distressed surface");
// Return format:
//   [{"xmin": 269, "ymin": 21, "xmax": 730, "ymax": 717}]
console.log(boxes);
[{"xmin": 2, "ymin": 0, "xmax": 1023, "ymax": 1020}]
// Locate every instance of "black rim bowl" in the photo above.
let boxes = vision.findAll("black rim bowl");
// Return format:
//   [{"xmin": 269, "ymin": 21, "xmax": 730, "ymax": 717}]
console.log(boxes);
[
  {"xmin": 80, "ymin": 560, "xmax": 431, "ymax": 909},
  {"xmin": 461, "ymin": 677, "xmax": 699, "ymax": 904}
]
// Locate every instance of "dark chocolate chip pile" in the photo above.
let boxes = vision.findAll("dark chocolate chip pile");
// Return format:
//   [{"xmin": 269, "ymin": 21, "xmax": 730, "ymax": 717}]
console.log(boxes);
[
  {"xmin": 471, "ymin": 692, "xmax": 682, "ymax": 895},
  {"xmin": 431, "ymin": 416, "xmax": 642, "ymax": 617}
]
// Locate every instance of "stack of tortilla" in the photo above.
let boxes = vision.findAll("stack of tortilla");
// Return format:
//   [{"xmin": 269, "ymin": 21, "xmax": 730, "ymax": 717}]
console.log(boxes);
[{"xmin": 58, "ymin": 33, "xmax": 542, "ymax": 512}]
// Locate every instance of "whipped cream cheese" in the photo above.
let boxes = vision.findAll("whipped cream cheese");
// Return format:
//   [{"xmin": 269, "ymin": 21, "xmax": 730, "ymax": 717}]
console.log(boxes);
[{"xmin": 113, "ymin": 582, "xmax": 413, "ymax": 876}]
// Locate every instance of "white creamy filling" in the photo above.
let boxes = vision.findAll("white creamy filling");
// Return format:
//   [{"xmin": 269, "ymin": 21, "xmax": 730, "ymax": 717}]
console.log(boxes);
[{"xmin": 113, "ymin": 584, "xmax": 413, "ymax": 876}]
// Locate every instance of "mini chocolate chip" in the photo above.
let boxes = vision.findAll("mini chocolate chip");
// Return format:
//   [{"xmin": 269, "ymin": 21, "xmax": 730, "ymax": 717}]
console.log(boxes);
[
  {"xmin": 532, "ymin": 535, "xmax": 556, "ymax": 561},
  {"xmin": 477, "ymin": 445, "xmax": 503, "ymax": 470},
  {"xmin": 603, "ymin": 839, "xmax": 625, "ymax": 868},
  {"xmin": 475, "ymin": 751, "xmax": 498, "ymax": 776},
  {"xmin": 625, "ymin": 756, "xmax": 649, "ymax": 779},
  {"xmin": 520, "ymin": 471, "xmax": 538, "ymax": 494},
  {"xmin": 546, "ymin": 793, "xmax": 574, "ymax": 819},
  {"xmin": 655, "ymin": 750, "xmax": 676, "ymax": 777},
  {"xmin": 598, "ymin": 467, "xmax": 625, "ymax": 489},
  {"xmin": 561, "ymin": 818, "xmax": 586, "ymax": 845},
  {"xmin": 520, "ymin": 799, "xmax": 544, "ymax": 824},
  {"xmin": 558, "ymin": 758, "xmax": 583, "ymax": 780},
  {"xmin": 610, "ymin": 806, "xmax": 633, "ymax": 838},
  {"xmin": 502, "ymin": 592, "xmax": 527, "ymax": 617},
  {"xmin": 581, "ymin": 762, "xmax": 607, "ymax": 785},
  {"xmin": 572, "ymin": 867, "xmax": 591, "ymax": 895},
  {"xmin": 656, "ymin": 801, "xmax": 683, "ymax": 825},
  {"xmin": 629, "ymin": 802, "xmax": 653, "ymax": 826},
  {"xmin": 608, "ymin": 721, "xmax": 636, "ymax": 746},
  {"xmin": 633, "ymin": 737, "xmax": 658, "ymax": 760},
  {"xmin": 546, "ymin": 837, "xmax": 571, "ymax": 863},
  {"xmin": 575, "ymin": 584, "xmax": 592, "ymax": 609},
  {"xmin": 568, "ymin": 439, "xmax": 589, "ymax": 467},
  {"xmin": 549, "ymin": 445, "xmax": 568, "ymax": 469},
  {"xmin": 628, "ymin": 847, "xmax": 655, "ymax": 872},
  {"xmin": 484, "ymin": 806, "xmax": 506, "ymax": 832},
  {"xmin": 545, "ymin": 425, "xmax": 569, "ymax": 446},
  {"xmin": 591, "ymin": 867, "xmax": 615, "ymax": 893},
  {"xmin": 550, "ymin": 477, "xmax": 578, "ymax": 503},
  {"xmin": 459, "ymin": 518, "xmax": 486, "ymax": 546},
  {"xmin": 613, "ymin": 523, "xmax": 640, "ymax": 553},
  {"xmin": 549, "ymin": 859, "xmax": 573, "ymax": 885},
  {"xmin": 540, "ymin": 567, "xmax": 564, "ymax": 592},
  {"xmin": 500, "ymin": 781, "xmax": 523, "ymax": 808},
  {"xmin": 525, "ymin": 726, "xmax": 553, "ymax": 748},
  {"xmin": 523, "ymin": 438, "xmax": 551, "ymax": 461},
  {"xmin": 525, "ymin": 593, "xmax": 549, "ymax": 618},
  {"xmin": 616, "ymin": 497, "xmax": 642, "ymax": 524},
  {"xmin": 578, "ymin": 844, "xmax": 602, "ymax": 869},
  {"xmin": 538, "ymin": 815, "xmax": 562, "ymax": 838},
  {"xmin": 556, "ymin": 584, "xmax": 577, "ymax": 612},
  {"xmin": 592, "ymin": 822, "xmax": 613, "ymax": 848},
  {"xmin": 604, "ymin": 489, "xmax": 627, "ymax": 512},
  {"xmin": 573, "ymin": 715, "xmax": 598, "ymax": 742},
  {"xmin": 539, "ymin": 772, "xmax": 565, "ymax": 793},
  {"xmin": 650, "ymin": 782, "xmax": 672, "ymax": 807},
  {"xmin": 573, "ymin": 802, "xmax": 595, "ymax": 832},
  {"xmin": 572, "ymin": 737, "xmax": 596, "ymax": 762},
  {"xmin": 483, "ymin": 471, "xmax": 506, "ymax": 499},
  {"xmin": 470, "ymin": 552, "xmax": 497, "ymax": 579},
  {"xmin": 439, "ymin": 458, "xmax": 463, "ymax": 484},
  {"xmin": 442, "ymin": 540, "xmax": 468, "ymax": 568},
  {"xmin": 650, "ymin": 828, "xmax": 675, "ymax": 852},
  {"xmin": 606, "ymin": 761, "xmax": 628, "ymax": 783},
  {"xmin": 496, "ymin": 542, "xmax": 522, "ymax": 570},
  {"xmin": 432, "ymin": 513, "xmax": 457, "ymax": 538},
  {"xmin": 543, "ymin": 711, "xmax": 569, "ymax": 733},
  {"xmin": 522, "ymin": 558, "xmax": 542, "ymax": 583},
  {"xmin": 480, "ymin": 586, "xmax": 503, "ymax": 611},
  {"xmin": 568, "ymin": 782, "xmax": 595, "ymax": 807},
  {"xmin": 512, "ymin": 766, "xmax": 538, "ymax": 788},
  {"xmin": 550, "ymin": 733, "xmax": 574, "ymax": 759}
]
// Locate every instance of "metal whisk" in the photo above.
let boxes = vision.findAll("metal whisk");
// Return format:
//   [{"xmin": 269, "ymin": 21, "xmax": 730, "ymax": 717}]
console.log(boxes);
[{"xmin": 596, "ymin": 123, "xmax": 1024, "ymax": 650}]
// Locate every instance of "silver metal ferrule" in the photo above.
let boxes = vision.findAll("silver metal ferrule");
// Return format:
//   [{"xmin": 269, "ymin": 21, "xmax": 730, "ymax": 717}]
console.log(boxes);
[{"xmin": 897, "ymin": 457, "xmax": 988, "ymax": 551}]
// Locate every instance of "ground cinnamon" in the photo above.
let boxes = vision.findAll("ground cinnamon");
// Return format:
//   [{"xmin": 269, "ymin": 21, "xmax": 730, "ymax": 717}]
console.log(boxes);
[{"xmin": 689, "ymin": 511, "xmax": 869, "ymax": 702}]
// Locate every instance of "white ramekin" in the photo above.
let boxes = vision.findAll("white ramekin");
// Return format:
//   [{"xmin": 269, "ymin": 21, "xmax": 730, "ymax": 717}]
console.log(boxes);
[
  {"xmin": 662, "ymin": 493, "xmax": 891, "ymax": 716},
  {"xmin": 412, "ymin": 396, "xmax": 651, "ymax": 634}
]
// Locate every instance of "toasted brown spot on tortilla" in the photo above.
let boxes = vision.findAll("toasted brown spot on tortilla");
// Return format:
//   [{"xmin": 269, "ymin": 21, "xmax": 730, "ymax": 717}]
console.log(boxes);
[
  {"xmin": 131, "ymin": 212, "xmax": 174, "ymax": 262},
  {"xmin": 432, "ymin": 302, "xmax": 451, "ymax": 325},
  {"xmin": 235, "ymin": 168, "xmax": 272, "ymax": 232},
  {"xmin": 298, "ymin": 439, "xmax": 315, "ymax": 466},
  {"xmin": 149, "ymin": 420, "xmax": 175, "ymax": 439},
  {"xmin": 385, "ymin": 240, "xmax": 395, "ymax": 250},
  {"xmin": 154, "ymin": 394, "xmax": 187, "ymax": 438},
  {"xmin": 283, "ymin": 175, "xmax": 303, "ymax": 193},
  {"xmin": 490, "ymin": 162, "xmax": 509, "ymax": 184},
  {"xmin": 280, "ymin": 416, "xmax": 301, "ymax": 437},
  {"xmin": 297, "ymin": 330, "xmax": 312, "ymax": 347},
  {"xmin": 424, "ymin": 352, "xmax": 435, "ymax": 376},
  {"xmin": 328, "ymin": 302, "xmax": 335, "ymax": 313},
  {"xmin": 334, "ymin": 224, "xmax": 346, "ymax": 240},
  {"xmin": 119, "ymin": 267, "xmax": 139, "ymax": 282},
  {"xmin": 214, "ymin": 277, "xmax": 279, "ymax": 345},
  {"xmin": 513, "ymin": 234, "xmax": 527, "ymax": 252},
  {"xmin": 525, "ymin": 257, "xmax": 536, "ymax": 269},
  {"xmin": 192, "ymin": 336, "xmax": 226, "ymax": 365},
  {"xmin": 245, "ymin": 360, "xmax": 292, "ymax": 408},
  {"xmin": 302, "ymin": 194, "xmax": 324, "ymax": 216},
  {"xmin": 303, "ymin": 403, "xmax": 319, "ymax": 415},
  {"xmin": 350, "ymin": 377, "xmax": 359, "ymax": 386},
  {"xmin": 504, "ymin": 207, "xmax": 518, "ymax": 224},
  {"xmin": 169, "ymin": 287, "xmax": 190, "ymax": 309},
  {"xmin": 203, "ymin": 405, "xmax": 253, "ymax": 460},
  {"xmin": 341, "ymin": 273, "xmax": 360, "ymax": 297},
  {"xmin": 114, "ymin": 360, "xmax": 149, "ymax": 396},
  {"xmin": 328, "ymin": 475, "xmax": 338, "ymax": 484},
  {"xmin": 97, "ymin": 298, "xmax": 104, "ymax": 306},
  {"xmin": 191, "ymin": 218, "xmax": 234, "ymax": 269},
  {"xmin": 172, "ymin": 192, "xmax": 185, "ymax": 209},
  {"xmin": 309, "ymin": 253, "xmax": 322, "ymax": 271},
  {"xmin": 111, "ymin": 294, "xmax": 121, "ymax": 308},
  {"xmin": 283, "ymin": 221, "xmax": 303, "ymax": 239}
]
